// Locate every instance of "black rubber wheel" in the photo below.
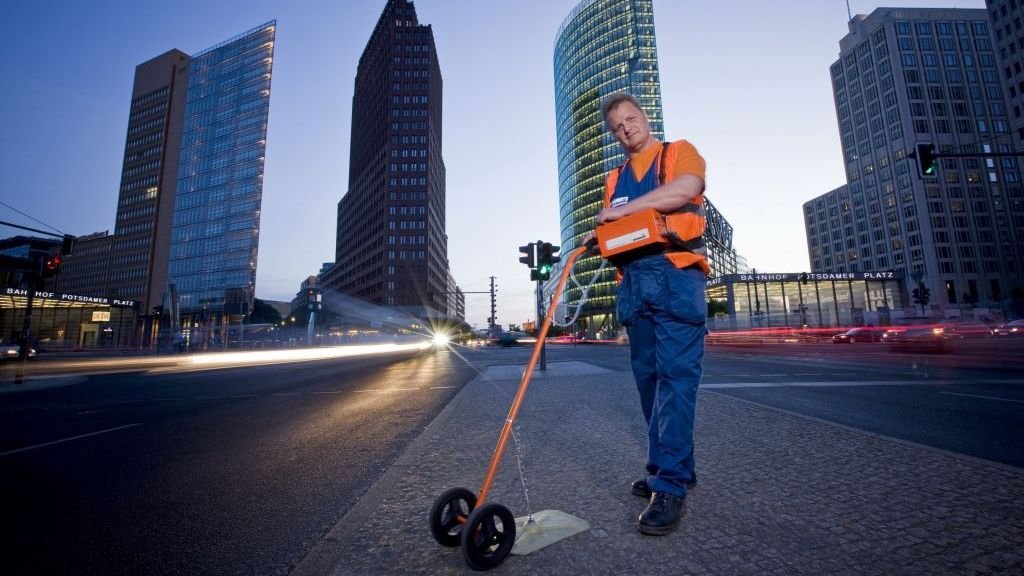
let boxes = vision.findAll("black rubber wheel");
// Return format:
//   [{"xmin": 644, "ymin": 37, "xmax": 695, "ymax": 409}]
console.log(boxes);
[
  {"xmin": 461, "ymin": 503, "xmax": 516, "ymax": 571},
  {"xmin": 429, "ymin": 487, "xmax": 476, "ymax": 547}
]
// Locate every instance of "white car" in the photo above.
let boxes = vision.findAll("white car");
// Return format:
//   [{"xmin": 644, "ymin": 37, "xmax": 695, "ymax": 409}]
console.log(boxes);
[{"xmin": 0, "ymin": 341, "xmax": 36, "ymax": 360}]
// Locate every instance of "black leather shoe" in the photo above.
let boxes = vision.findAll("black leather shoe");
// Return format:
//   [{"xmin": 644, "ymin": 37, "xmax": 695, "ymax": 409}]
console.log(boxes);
[
  {"xmin": 637, "ymin": 492, "xmax": 686, "ymax": 536},
  {"xmin": 631, "ymin": 478, "xmax": 697, "ymax": 499}
]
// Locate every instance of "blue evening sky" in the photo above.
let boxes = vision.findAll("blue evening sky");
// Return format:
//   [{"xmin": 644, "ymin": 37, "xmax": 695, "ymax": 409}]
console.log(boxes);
[{"xmin": 0, "ymin": 0, "xmax": 983, "ymax": 328}]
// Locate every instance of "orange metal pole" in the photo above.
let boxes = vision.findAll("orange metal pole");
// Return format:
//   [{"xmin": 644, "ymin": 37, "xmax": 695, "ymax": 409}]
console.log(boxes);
[{"xmin": 476, "ymin": 245, "xmax": 589, "ymax": 506}]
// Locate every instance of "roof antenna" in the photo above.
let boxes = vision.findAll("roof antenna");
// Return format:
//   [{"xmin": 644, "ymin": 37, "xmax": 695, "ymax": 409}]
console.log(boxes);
[{"xmin": 846, "ymin": 0, "xmax": 853, "ymax": 22}]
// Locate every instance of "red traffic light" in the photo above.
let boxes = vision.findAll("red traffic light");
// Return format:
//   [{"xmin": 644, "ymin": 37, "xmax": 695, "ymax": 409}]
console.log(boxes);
[{"xmin": 45, "ymin": 255, "xmax": 62, "ymax": 271}]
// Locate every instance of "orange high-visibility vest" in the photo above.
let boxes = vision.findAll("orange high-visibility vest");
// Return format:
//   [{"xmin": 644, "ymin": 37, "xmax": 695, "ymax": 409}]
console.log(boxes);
[{"xmin": 603, "ymin": 141, "xmax": 710, "ymax": 275}]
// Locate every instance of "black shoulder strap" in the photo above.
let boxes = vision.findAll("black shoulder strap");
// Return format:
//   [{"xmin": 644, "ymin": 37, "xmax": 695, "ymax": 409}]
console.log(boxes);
[{"xmin": 658, "ymin": 141, "xmax": 672, "ymax": 185}]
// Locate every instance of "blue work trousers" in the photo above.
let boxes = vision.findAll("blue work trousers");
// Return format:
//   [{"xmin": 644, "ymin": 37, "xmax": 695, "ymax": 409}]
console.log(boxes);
[{"xmin": 616, "ymin": 256, "xmax": 706, "ymax": 497}]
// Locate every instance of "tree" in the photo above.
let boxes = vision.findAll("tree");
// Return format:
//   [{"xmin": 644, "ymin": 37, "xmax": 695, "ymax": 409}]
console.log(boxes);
[
  {"xmin": 249, "ymin": 298, "xmax": 283, "ymax": 325},
  {"xmin": 707, "ymin": 298, "xmax": 728, "ymax": 317}
]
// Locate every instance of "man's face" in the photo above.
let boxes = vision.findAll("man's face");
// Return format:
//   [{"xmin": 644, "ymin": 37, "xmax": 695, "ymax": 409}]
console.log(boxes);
[{"xmin": 606, "ymin": 101, "xmax": 651, "ymax": 154}]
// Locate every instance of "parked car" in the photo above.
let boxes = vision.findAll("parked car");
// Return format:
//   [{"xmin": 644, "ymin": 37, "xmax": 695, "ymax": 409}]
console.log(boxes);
[
  {"xmin": 832, "ymin": 327, "xmax": 884, "ymax": 343},
  {"xmin": 0, "ymin": 341, "xmax": 36, "ymax": 360},
  {"xmin": 994, "ymin": 319, "xmax": 1024, "ymax": 337}
]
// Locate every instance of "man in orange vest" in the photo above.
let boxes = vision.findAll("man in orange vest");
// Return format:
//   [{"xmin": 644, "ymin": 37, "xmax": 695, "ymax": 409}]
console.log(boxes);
[{"xmin": 596, "ymin": 92, "xmax": 708, "ymax": 536}]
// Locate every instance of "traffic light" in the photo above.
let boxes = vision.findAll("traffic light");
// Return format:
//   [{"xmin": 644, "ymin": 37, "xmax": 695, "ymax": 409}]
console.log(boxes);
[
  {"xmin": 306, "ymin": 288, "xmax": 322, "ymax": 311},
  {"xmin": 41, "ymin": 255, "xmax": 62, "ymax": 278},
  {"xmin": 518, "ymin": 243, "xmax": 536, "ymax": 269},
  {"xmin": 912, "ymin": 142, "xmax": 937, "ymax": 178},
  {"xmin": 536, "ymin": 242, "xmax": 560, "ymax": 281},
  {"xmin": 912, "ymin": 284, "xmax": 931, "ymax": 307},
  {"xmin": 61, "ymin": 234, "xmax": 76, "ymax": 256}
]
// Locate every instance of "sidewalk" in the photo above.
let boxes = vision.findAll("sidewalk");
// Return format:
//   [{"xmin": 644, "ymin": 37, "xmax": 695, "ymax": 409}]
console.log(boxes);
[{"xmin": 294, "ymin": 360, "xmax": 1024, "ymax": 575}]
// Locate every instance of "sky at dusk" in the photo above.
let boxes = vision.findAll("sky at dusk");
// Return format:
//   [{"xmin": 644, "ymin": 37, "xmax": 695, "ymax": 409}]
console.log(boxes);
[{"xmin": 0, "ymin": 0, "xmax": 984, "ymax": 328}]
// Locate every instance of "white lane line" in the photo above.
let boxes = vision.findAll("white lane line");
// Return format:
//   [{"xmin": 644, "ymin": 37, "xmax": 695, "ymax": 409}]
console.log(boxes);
[
  {"xmin": 430, "ymin": 386, "xmax": 456, "ymax": 390},
  {"xmin": 0, "ymin": 423, "xmax": 141, "ymax": 457},
  {"xmin": 704, "ymin": 379, "xmax": 1024, "ymax": 389},
  {"xmin": 313, "ymin": 391, "xmax": 346, "ymax": 395},
  {"xmin": 272, "ymin": 392, "xmax": 302, "ymax": 397},
  {"xmin": 939, "ymin": 391, "xmax": 1024, "ymax": 404},
  {"xmin": 356, "ymin": 388, "xmax": 420, "ymax": 392},
  {"xmin": 704, "ymin": 380, "xmax": 939, "ymax": 389}
]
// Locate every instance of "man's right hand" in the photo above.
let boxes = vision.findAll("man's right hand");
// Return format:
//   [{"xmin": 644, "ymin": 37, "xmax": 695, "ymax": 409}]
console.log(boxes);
[{"xmin": 596, "ymin": 205, "xmax": 624, "ymax": 224}]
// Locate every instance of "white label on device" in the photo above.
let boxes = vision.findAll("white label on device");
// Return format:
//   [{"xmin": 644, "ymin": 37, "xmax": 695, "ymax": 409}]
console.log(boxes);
[{"xmin": 606, "ymin": 228, "xmax": 651, "ymax": 250}]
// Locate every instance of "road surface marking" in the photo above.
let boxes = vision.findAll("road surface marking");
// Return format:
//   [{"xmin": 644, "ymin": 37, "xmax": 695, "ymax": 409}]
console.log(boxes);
[
  {"xmin": 939, "ymin": 391, "xmax": 1024, "ymax": 404},
  {"xmin": 272, "ymin": 392, "xmax": 302, "ymax": 396},
  {"xmin": 0, "ymin": 423, "xmax": 141, "ymax": 457},
  {"xmin": 313, "ymin": 391, "xmax": 346, "ymax": 394},
  {"xmin": 430, "ymin": 386, "xmax": 456, "ymax": 390},
  {"xmin": 703, "ymin": 379, "xmax": 1024, "ymax": 389}
]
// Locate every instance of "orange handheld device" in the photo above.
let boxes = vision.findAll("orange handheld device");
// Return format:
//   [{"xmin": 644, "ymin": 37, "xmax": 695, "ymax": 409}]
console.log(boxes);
[{"xmin": 595, "ymin": 208, "xmax": 669, "ymax": 259}]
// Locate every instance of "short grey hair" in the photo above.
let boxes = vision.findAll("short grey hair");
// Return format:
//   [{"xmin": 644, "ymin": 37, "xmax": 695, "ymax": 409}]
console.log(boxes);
[{"xmin": 601, "ymin": 92, "xmax": 643, "ymax": 125}]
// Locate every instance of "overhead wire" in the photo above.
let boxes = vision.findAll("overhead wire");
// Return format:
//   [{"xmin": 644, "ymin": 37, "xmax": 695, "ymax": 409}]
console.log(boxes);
[{"xmin": 0, "ymin": 200, "xmax": 66, "ymax": 236}]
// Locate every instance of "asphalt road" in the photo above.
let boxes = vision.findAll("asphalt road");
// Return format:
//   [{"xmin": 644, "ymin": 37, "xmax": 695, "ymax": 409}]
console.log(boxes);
[
  {"xmin": 2, "ymin": 339, "xmax": 1022, "ymax": 575},
  {"xmin": 0, "ymin": 349, "xmax": 478, "ymax": 575}
]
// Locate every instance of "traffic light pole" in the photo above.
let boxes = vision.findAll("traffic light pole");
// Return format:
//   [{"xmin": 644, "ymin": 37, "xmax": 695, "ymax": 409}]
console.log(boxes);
[
  {"xmin": 909, "ymin": 143, "xmax": 1024, "ymax": 178},
  {"xmin": 14, "ymin": 286, "xmax": 35, "ymax": 384},
  {"xmin": 925, "ymin": 151, "xmax": 1024, "ymax": 158},
  {"xmin": 535, "ymin": 279, "xmax": 546, "ymax": 371}
]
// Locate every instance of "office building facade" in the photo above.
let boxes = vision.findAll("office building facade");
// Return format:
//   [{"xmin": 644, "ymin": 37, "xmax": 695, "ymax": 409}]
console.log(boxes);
[
  {"xmin": 553, "ymin": 0, "xmax": 740, "ymax": 335},
  {"xmin": 988, "ymin": 0, "xmax": 1024, "ymax": 143},
  {"xmin": 322, "ymin": 0, "xmax": 451, "ymax": 321},
  {"xmin": 812, "ymin": 8, "xmax": 1024, "ymax": 315},
  {"xmin": 168, "ymin": 22, "xmax": 276, "ymax": 333},
  {"xmin": 57, "ymin": 231, "xmax": 113, "ymax": 299},
  {"xmin": 108, "ymin": 50, "xmax": 190, "ymax": 316},
  {"xmin": 1, "ymin": 235, "xmax": 137, "ymax": 349}
]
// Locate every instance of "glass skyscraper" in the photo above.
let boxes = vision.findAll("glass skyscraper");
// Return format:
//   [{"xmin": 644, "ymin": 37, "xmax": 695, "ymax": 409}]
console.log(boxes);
[
  {"xmin": 554, "ymin": 0, "xmax": 739, "ymax": 335},
  {"xmin": 169, "ymin": 21, "xmax": 276, "ymax": 321}
]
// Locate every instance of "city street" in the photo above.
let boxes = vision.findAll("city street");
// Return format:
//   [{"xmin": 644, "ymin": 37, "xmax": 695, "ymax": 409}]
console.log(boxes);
[
  {"xmin": 2, "ymin": 339, "xmax": 1023, "ymax": 574},
  {"xmin": 0, "ymin": 348, "xmax": 474, "ymax": 575}
]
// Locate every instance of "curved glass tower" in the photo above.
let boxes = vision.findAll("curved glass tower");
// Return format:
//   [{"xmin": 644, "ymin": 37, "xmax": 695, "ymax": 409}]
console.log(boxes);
[{"xmin": 554, "ymin": 0, "xmax": 663, "ymax": 334}]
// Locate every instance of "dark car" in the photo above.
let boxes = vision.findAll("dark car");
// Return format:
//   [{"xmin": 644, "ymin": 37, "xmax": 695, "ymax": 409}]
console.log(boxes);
[
  {"xmin": 942, "ymin": 321, "xmax": 993, "ymax": 339},
  {"xmin": 888, "ymin": 321, "xmax": 991, "ymax": 353},
  {"xmin": 888, "ymin": 324, "xmax": 953, "ymax": 353},
  {"xmin": 832, "ymin": 327, "xmax": 884, "ymax": 343},
  {"xmin": 880, "ymin": 317, "xmax": 934, "ymax": 343},
  {"xmin": 994, "ymin": 319, "xmax": 1024, "ymax": 337}
]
